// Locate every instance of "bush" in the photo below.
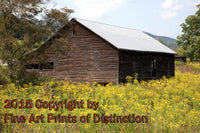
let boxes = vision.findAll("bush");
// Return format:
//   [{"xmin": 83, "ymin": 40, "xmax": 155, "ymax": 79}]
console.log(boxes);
[
  {"xmin": 0, "ymin": 66, "xmax": 10, "ymax": 85},
  {"xmin": 23, "ymin": 71, "xmax": 55, "ymax": 86},
  {"xmin": 175, "ymin": 61, "xmax": 186, "ymax": 65}
]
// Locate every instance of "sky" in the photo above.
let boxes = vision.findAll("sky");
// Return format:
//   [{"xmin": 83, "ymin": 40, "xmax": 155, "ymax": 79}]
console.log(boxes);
[{"xmin": 47, "ymin": 0, "xmax": 200, "ymax": 39}]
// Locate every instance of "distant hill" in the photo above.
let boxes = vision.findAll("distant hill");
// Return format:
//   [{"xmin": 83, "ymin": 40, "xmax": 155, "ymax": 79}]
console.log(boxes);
[{"xmin": 144, "ymin": 32, "xmax": 179, "ymax": 50}]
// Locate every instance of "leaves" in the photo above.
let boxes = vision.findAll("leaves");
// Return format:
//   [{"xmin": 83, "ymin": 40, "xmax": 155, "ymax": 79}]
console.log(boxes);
[
  {"xmin": 42, "ymin": 7, "xmax": 74, "ymax": 34},
  {"xmin": 0, "ymin": 0, "xmax": 73, "ymax": 84},
  {"xmin": 177, "ymin": 4, "xmax": 200, "ymax": 61},
  {"xmin": 176, "ymin": 46, "xmax": 186, "ymax": 57}
]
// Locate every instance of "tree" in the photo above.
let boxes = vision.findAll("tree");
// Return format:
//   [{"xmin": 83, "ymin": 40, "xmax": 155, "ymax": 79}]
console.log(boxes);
[
  {"xmin": 157, "ymin": 38, "xmax": 167, "ymax": 46},
  {"xmin": 0, "ymin": 0, "xmax": 73, "ymax": 84},
  {"xmin": 176, "ymin": 46, "xmax": 186, "ymax": 57},
  {"xmin": 177, "ymin": 4, "xmax": 200, "ymax": 61}
]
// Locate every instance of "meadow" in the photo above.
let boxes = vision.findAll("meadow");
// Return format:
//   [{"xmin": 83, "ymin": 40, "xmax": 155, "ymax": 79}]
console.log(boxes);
[{"xmin": 0, "ymin": 62, "xmax": 200, "ymax": 133}]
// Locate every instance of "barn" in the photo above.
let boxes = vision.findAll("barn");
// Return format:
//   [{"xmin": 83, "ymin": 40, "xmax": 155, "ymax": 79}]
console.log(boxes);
[{"xmin": 27, "ymin": 18, "xmax": 176, "ymax": 84}]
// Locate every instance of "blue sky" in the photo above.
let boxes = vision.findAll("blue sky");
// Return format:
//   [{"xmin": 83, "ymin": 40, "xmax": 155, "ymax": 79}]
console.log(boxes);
[{"xmin": 47, "ymin": 0, "xmax": 200, "ymax": 39}]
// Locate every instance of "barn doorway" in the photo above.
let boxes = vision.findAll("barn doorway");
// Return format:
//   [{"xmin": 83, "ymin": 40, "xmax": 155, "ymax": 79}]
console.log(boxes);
[{"xmin": 152, "ymin": 58, "xmax": 157, "ymax": 77}]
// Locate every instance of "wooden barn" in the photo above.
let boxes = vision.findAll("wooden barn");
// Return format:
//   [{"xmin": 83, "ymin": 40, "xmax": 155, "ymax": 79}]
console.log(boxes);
[{"xmin": 27, "ymin": 18, "xmax": 176, "ymax": 84}]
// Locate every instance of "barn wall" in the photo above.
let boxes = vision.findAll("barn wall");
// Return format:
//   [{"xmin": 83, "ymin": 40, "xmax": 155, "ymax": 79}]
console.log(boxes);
[
  {"xmin": 28, "ymin": 22, "xmax": 119, "ymax": 84},
  {"xmin": 119, "ymin": 50, "xmax": 174, "ymax": 82}
]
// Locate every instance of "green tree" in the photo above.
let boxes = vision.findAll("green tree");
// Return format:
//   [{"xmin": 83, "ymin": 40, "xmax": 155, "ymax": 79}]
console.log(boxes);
[
  {"xmin": 176, "ymin": 46, "xmax": 186, "ymax": 57},
  {"xmin": 0, "ymin": 0, "xmax": 73, "ymax": 84},
  {"xmin": 177, "ymin": 4, "xmax": 200, "ymax": 61},
  {"xmin": 157, "ymin": 38, "xmax": 167, "ymax": 46}
]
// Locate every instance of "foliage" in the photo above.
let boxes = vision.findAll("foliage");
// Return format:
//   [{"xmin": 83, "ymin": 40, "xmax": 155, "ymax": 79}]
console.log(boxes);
[
  {"xmin": 0, "ymin": 0, "xmax": 73, "ymax": 84},
  {"xmin": 43, "ymin": 7, "xmax": 74, "ymax": 33},
  {"xmin": 177, "ymin": 4, "xmax": 200, "ymax": 61},
  {"xmin": 1, "ymin": 68, "xmax": 200, "ymax": 132},
  {"xmin": 176, "ymin": 46, "xmax": 186, "ymax": 57},
  {"xmin": 175, "ymin": 61, "xmax": 186, "ymax": 65},
  {"xmin": 157, "ymin": 38, "xmax": 167, "ymax": 46},
  {"xmin": 0, "ymin": 66, "xmax": 10, "ymax": 85}
]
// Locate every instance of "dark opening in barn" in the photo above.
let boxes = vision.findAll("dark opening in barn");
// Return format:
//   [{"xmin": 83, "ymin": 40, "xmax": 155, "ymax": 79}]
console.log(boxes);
[{"xmin": 152, "ymin": 58, "xmax": 156, "ymax": 77}]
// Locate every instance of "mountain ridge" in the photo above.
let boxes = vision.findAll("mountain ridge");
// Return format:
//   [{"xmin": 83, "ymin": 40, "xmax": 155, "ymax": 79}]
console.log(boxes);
[{"xmin": 144, "ymin": 32, "xmax": 179, "ymax": 50}]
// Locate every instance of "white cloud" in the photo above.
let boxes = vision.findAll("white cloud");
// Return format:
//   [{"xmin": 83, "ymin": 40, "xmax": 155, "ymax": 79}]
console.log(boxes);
[
  {"xmin": 161, "ymin": 0, "xmax": 183, "ymax": 20},
  {"xmin": 162, "ymin": 0, "xmax": 178, "ymax": 9},
  {"xmin": 184, "ymin": 0, "xmax": 200, "ymax": 8},
  {"xmin": 71, "ymin": 0, "xmax": 130, "ymax": 20},
  {"xmin": 161, "ymin": 0, "xmax": 200, "ymax": 20}
]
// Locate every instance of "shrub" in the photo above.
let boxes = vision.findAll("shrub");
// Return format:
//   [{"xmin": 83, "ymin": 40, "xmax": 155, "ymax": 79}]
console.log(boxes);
[{"xmin": 0, "ymin": 66, "xmax": 10, "ymax": 85}]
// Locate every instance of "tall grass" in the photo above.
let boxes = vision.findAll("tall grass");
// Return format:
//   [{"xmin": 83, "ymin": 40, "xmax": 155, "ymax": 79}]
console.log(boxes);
[{"xmin": 1, "ymin": 67, "xmax": 200, "ymax": 132}]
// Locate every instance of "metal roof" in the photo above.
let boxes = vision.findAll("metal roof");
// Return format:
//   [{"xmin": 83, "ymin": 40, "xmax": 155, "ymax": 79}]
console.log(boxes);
[{"xmin": 74, "ymin": 18, "xmax": 176, "ymax": 54}]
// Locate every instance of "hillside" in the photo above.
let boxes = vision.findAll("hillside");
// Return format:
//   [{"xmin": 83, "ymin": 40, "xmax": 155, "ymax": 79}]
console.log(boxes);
[{"xmin": 145, "ymin": 32, "xmax": 179, "ymax": 50}]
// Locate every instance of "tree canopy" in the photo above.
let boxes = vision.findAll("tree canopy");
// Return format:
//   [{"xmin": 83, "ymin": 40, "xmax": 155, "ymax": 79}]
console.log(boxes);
[
  {"xmin": 0, "ymin": 0, "xmax": 73, "ymax": 84},
  {"xmin": 177, "ymin": 4, "xmax": 200, "ymax": 61},
  {"xmin": 157, "ymin": 38, "xmax": 167, "ymax": 46}
]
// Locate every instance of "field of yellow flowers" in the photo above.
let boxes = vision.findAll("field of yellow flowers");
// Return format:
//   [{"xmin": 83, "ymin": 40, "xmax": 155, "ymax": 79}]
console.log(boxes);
[{"xmin": 0, "ymin": 63, "xmax": 200, "ymax": 133}]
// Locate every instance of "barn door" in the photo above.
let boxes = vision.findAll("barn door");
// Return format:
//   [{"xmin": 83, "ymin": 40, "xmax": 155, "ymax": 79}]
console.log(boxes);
[{"xmin": 152, "ymin": 58, "xmax": 157, "ymax": 77}]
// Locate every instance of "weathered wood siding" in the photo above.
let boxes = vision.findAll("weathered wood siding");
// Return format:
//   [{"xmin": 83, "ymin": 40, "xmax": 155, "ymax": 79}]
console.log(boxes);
[
  {"xmin": 29, "ymin": 22, "xmax": 119, "ymax": 84},
  {"xmin": 119, "ymin": 50, "xmax": 174, "ymax": 82}
]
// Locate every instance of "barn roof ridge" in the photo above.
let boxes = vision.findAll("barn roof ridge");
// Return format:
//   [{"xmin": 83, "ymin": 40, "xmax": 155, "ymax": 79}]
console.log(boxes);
[
  {"xmin": 73, "ymin": 17, "xmax": 142, "ymax": 32},
  {"xmin": 73, "ymin": 18, "xmax": 176, "ymax": 54}
]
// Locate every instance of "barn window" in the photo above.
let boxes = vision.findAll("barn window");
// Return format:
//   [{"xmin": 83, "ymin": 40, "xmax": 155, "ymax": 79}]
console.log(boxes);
[
  {"xmin": 26, "ymin": 64, "xmax": 38, "ymax": 69},
  {"xmin": 40, "ymin": 62, "xmax": 54, "ymax": 70},
  {"xmin": 168, "ymin": 59, "xmax": 170, "ymax": 75},
  {"xmin": 35, "ymin": 64, "xmax": 39, "ymax": 69},
  {"xmin": 152, "ymin": 58, "xmax": 156, "ymax": 77},
  {"xmin": 72, "ymin": 24, "xmax": 78, "ymax": 35},
  {"xmin": 27, "ymin": 62, "xmax": 54, "ymax": 70},
  {"xmin": 94, "ymin": 52, "xmax": 100, "ymax": 69}
]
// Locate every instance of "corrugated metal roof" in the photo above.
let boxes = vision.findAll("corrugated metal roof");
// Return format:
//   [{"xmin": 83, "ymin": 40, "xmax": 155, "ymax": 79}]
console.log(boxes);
[{"xmin": 74, "ymin": 18, "xmax": 176, "ymax": 54}]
